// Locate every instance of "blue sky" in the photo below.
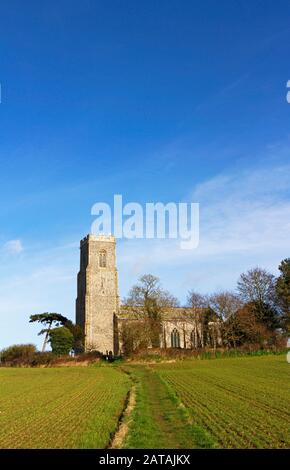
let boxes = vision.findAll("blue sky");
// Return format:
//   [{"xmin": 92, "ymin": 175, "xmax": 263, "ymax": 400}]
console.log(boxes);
[{"xmin": 1, "ymin": 0, "xmax": 290, "ymax": 348}]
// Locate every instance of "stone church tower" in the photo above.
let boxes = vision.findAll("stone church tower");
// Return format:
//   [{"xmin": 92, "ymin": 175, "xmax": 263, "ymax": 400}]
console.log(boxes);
[{"xmin": 76, "ymin": 234, "xmax": 119, "ymax": 354}]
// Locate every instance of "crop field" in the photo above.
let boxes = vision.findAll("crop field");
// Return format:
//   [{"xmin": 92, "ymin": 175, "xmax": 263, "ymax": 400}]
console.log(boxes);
[
  {"xmin": 153, "ymin": 355, "xmax": 290, "ymax": 448},
  {"xmin": 0, "ymin": 366, "xmax": 131, "ymax": 448},
  {"xmin": 0, "ymin": 355, "xmax": 288, "ymax": 449}
]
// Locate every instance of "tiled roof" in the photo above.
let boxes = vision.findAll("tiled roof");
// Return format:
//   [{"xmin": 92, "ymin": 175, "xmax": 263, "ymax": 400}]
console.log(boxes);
[{"xmin": 118, "ymin": 305, "xmax": 204, "ymax": 321}]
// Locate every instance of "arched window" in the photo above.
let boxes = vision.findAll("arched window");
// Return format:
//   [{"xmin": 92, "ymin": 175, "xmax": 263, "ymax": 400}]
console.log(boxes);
[
  {"xmin": 99, "ymin": 250, "xmax": 107, "ymax": 268},
  {"xmin": 171, "ymin": 328, "xmax": 180, "ymax": 348}
]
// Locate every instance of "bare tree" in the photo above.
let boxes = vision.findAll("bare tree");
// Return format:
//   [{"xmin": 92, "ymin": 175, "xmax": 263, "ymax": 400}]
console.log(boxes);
[
  {"xmin": 226, "ymin": 303, "xmax": 275, "ymax": 348},
  {"xmin": 237, "ymin": 267, "xmax": 278, "ymax": 329},
  {"xmin": 209, "ymin": 291, "xmax": 243, "ymax": 322},
  {"xmin": 123, "ymin": 274, "xmax": 179, "ymax": 348},
  {"xmin": 208, "ymin": 291, "xmax": 244, "ymax": 347},
  {"xmin": 186, "ymin": 290, "xmax": 209, "ymax": 348},
  {"xmin": 237, "ymin": 267, "xmax": 275, "ymax": 307}
]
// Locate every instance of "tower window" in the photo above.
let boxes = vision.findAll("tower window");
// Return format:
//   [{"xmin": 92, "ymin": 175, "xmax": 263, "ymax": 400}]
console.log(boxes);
[
  {"xmin": 99, "ymin": 250, "xmax": 107, "ymax": 268},
  {"xmin": 171, "ymin": 328, "xmax": 180, "ymax": 348}
]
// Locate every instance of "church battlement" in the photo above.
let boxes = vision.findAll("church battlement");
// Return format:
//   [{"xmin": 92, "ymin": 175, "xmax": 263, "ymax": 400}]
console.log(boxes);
[{"xmin": 80, "ymin": 233, "xmax": 116, "ymax": 245}]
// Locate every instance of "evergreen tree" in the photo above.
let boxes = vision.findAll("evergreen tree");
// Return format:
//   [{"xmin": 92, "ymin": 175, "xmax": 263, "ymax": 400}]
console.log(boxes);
[
  {"xmin": 49, "ymin": 327, "xmax": 74, "ymax": 356},
  {"xmin": 276, "ymin": 258, "xmax": 290, "ymax": 332},
  {"xmin": 29, "ymin": 313, "xmax": 69, "ymax": 352}
]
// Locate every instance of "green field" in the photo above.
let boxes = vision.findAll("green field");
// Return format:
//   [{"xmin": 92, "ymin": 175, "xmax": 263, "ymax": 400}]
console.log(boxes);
[
  {"xmin": 154, "ymin": 355, "xmax": 290, "ymax": 448},
  {"xmin": 0, "ymin": 366, "xmax": 130, "ymax": 448},
  {"xmin": 0, "ymin": 355, "xmax": 289, "ymax": 448}
]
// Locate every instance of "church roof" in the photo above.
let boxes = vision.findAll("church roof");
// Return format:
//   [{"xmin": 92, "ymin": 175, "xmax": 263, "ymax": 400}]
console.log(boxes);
[{"xmin": 118, "ymin": 305, "xmax": 204, "ymax": 321}]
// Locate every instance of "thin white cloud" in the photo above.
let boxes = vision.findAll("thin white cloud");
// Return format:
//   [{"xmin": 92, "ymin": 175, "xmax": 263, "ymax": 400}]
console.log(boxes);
[
  {"xmin": 191, "ymin": 163, "xmax": 290, "ymax": 256},
  {"xmin": 4, "ymin": 239, "xmax": 24, "ymax": 254}
]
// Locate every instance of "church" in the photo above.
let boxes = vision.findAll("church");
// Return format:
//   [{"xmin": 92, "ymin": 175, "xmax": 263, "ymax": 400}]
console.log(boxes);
[{"xmin": 76, "ymin": 234, "xmax": 219, "ymax": 354}]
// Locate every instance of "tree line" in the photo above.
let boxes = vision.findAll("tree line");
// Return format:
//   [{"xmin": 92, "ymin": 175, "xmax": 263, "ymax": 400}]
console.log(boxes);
[
  {"xmin": 121, "ymin": 258, "xmax": 290, "ymax": 354},
  {"xmin": 1, "ymin": 258, "xmax": 289, "ymax": 362}
]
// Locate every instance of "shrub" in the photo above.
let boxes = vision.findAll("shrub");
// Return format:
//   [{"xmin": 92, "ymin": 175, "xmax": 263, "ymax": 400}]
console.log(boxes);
[
  {"xmin": 127, "ymin": 345, "xmax": 287, "ymax": 362},
  {"xmin": 30, "ymin": 351, "xmax": 54, "ymax": 366},
  {"xmin": 0, "ymin": 344, "xmax": 37, "ymax": 365},
  {"xmin": 74, "ymin": 351, "xmax": 102, "ymax": 362}
]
